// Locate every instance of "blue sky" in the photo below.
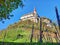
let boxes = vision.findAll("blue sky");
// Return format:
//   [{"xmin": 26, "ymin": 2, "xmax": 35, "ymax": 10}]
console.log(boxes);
[{"xmin": 0, "ymin": 0, "xmax": 60, "ymax": 30}]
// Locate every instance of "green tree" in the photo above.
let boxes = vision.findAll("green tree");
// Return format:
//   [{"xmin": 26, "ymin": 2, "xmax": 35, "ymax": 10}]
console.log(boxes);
[{"xmin": 0, "ymin": 0, "xmax": 23, "ymax": 22}]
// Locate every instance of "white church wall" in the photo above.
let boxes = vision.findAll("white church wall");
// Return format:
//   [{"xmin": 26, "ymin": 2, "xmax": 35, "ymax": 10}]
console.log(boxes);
[{"xmin": 20, "ymin": 8, "xmax": 39, "ymax": 23}]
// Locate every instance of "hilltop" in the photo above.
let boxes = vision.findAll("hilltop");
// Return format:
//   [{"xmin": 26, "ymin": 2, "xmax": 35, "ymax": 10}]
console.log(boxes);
[{"xmin": 0, "ymin": 17, "xmax": 60, "ymax": 43}]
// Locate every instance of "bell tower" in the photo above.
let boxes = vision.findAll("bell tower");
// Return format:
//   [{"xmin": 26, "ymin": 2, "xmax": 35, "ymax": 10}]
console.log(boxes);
[
  {"xmin": 33, "ymin": 8, "xmax": 38, "ymax": 23},
  {"xmin": 34, "ymin": 8, "xmax": 36, "ymax": 14},
  {"xmin": 33, "ymin": 8, "xmax": 37, "ymax": 17}
]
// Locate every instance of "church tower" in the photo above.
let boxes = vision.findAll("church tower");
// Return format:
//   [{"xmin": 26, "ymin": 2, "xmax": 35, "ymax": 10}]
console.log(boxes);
[
  {"xmin": 33, "ymin": 8, "xmax": 39, "ymax": 23},
  {"xmin": 20, "ymin": 7, "xmax": 39, "ymax": 23},
  {"xmin": 34, "ymin": 8, "xmax": 36, "ymax": 14}
]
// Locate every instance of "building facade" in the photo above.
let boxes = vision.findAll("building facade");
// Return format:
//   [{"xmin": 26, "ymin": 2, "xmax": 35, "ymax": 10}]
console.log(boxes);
[{"xmin": 20, "ymin": 8, "xmax": 39, "ymax": 23}]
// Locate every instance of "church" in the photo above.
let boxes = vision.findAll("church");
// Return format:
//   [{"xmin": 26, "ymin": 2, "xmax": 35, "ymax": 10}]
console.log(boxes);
[
  {"xmin": 20, "ymin": 8, "xmax": 40, "ymax": 23},
  {"xmin": 20, "ymin": 8, "xmax": 52, "ymax": 27}
]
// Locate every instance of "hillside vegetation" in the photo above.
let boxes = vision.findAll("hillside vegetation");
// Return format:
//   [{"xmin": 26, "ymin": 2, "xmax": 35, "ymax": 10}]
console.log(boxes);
[{"xmin": 0, "ymin": 17, "xmax": 60, "ymax": 43}]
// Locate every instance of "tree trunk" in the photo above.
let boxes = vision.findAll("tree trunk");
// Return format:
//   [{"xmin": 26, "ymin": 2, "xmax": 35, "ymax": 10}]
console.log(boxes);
[
  {"xmin": 39, "ymin": 18, "xmax": 43, "ymax": 42},
  {"xmin": 55, "ymin": 7, "xmax": 60, "ymax": 43},
  {"xmin": 30, "ymin": 24, "xmax": 34, "ymax": 43},
  {"xmin": 55, "ymin": 7, "xmax": 60, "ymax": 30}
]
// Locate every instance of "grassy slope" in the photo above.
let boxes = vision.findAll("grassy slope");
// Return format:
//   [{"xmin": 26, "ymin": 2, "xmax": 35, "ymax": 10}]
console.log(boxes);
[
  {"xmin": 0, "ymin": 20, "xmax": 35, "ymax": 42},
  {"xmin": 0, "ymin": 19, "xmax": 60, "ymax": 43}
]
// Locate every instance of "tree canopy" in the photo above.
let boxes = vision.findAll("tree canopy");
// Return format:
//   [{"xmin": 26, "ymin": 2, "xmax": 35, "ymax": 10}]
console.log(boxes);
[{"xmin": 0, "ymin": 0, "xmax": 23, "ymax": 22}]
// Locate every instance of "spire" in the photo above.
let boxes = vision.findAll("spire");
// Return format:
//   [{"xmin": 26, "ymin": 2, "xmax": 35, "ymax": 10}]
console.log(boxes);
[{"xmin": 34, "ymin": 7, "xmax": 36, "ymax": 14}]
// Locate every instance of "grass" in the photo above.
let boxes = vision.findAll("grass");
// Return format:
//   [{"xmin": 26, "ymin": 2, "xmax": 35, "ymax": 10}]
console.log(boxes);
[{"xmin": 0, "ymin": 42, "xmax": 60, "ymax": 45}]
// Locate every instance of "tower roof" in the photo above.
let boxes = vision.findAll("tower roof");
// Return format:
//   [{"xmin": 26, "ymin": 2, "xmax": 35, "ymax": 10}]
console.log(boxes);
[
  {"xmin": 34, "ymin": 7, "xmax": 36, "ymax": 14},
  {"xmin": 34, "ymin": 8, "xmax": 36, "ymax": 11}
]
